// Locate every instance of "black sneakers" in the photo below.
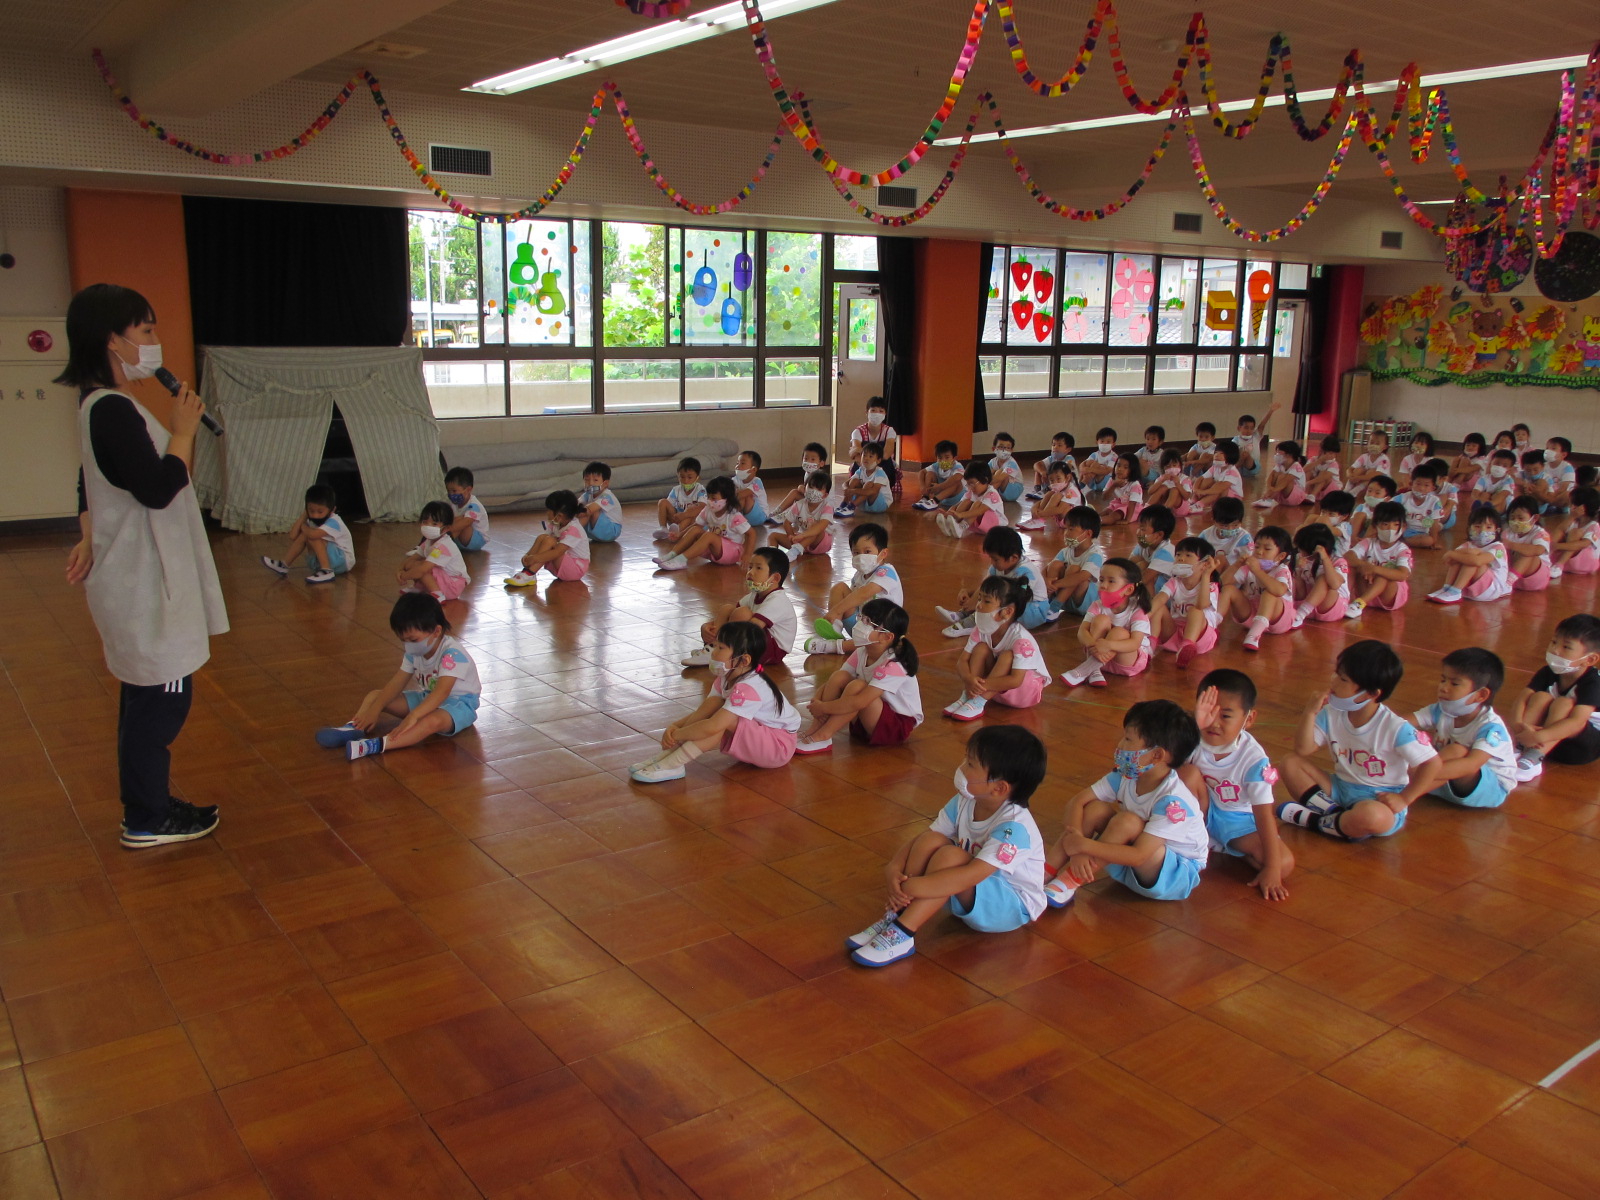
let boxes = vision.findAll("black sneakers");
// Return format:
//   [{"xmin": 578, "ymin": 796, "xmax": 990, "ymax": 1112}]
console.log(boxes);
[{"xmin": 121, "ymin": 800, "xmax": 220, "ymax": 850}]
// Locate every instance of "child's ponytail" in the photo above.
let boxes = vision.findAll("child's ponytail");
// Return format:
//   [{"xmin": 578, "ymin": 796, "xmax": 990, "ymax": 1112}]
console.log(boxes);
[
  {"xmin": 716, "ymin": 621, "xmax": 785, "ymax": 712},
  {"xmin": 862, "ymin": 598, "xmax": 918, "ymax": 676},
  {"xmin": 1104, "ymin": 557, "xmax": 1151, "ymax": 614}
]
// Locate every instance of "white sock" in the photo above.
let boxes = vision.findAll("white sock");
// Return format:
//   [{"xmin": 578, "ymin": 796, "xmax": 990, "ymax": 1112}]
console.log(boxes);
[{"xmin": 1246, "ymin": 615, "xmax": 1270, "ymax": 639}]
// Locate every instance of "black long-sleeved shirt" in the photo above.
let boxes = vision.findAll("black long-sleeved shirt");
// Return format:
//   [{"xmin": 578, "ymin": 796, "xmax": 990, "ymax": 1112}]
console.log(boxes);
[{"xmin": 77, "ymin": 392, "xmax": 191, "ymax": 514}]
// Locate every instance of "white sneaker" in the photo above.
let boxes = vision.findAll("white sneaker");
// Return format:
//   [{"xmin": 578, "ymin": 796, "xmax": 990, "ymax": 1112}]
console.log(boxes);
[
  {"xmin": 630, "ymin": 759, "xmax": 687, "ymax": 783},
  {"xmin": 503, "ymin": 570, "xmax": 538, "ymax": 587},
  {"xmin": 786, "ymin": 544, "xmax": 804, "ymax": 561},
  {"xmin": 681, "ymin": 645, "xmax": 714, "ymax": 667},
  {"xmin": 654, "ymin": 554, "xmax": 690, "ymax": 571},
  {"xmin": 1550, "ymin": 564, "xmax": 1564, "ymax": 580},
  {"xmin": 935, "ymin": 513, "xmax": 953, "ymax": 536},
  {"xmin": 1017, "ymin": 518, "xmax": 1046, "ymax": 531},
  {"xmin": 934, "ymin": 605, "xmax": 963, "ymax": 624},
  {"xmin": 1044, "ymin": 876, "xmax": 1079, "ymax": 909},
  {"xmin": 1513, "ymin": 754, "xmax": 1544, "ymax": 783},
  {"xmin": 943, "ymin": 622, "xmax": 972, "ymax": 639},
  {"xmin": 1252, "ymin": 498, "xmax": 1277, "ymax": 509},
  {"xmin": 912, "ymin": 497, "xmax": 938, "ymax": 512},
  {"xmin": 795, "ymin": 735, "xmax": 834, "ymax": 755},
  {"xmin": 942, "ymin": 694, "xmax": 987, "ymax": 722},
  {"xmin": 261, "ymin": 556, "xmax": 289, "ymax": 576},
  {"xmin": 666, "ymin": 523, "xmax": 681, "ymax": 540},
  {"xmin": 850, "ymin": 922, "xmax": 916, "ymax": 967},
  {"xmin": 306, "ymin": 568, "xmax": 336, "ymax": 584},
  {"xmin": 652, "ymin": 526, "xmax": 670, "ymax": 540},
  {"xmin": 1060, "ymin": 659, "xmax": 1102, "ymax": 687},
  {"xmin": 804, "ymin": 636, "xmax": 845, "ymax": 655},
  {"xmin": 1344, "ymin": 599, "xmax": 1366, "ymax": 619},
  {"xmin": 949, "ymin": 518, "xmax": 970, "ymax": 537},
  {"xmin": 846, "ymin": 913, "xmax": 895, "ymax": 949},
  {"xmin": 1427, "ymin": 586, "xmax": 1462, "ymax": 604}
]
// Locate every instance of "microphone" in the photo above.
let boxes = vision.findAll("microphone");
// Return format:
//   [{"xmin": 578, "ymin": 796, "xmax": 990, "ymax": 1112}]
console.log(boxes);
[{"xmin": 153, "ymin": 367, "xmax": 223, "ymax": 436}]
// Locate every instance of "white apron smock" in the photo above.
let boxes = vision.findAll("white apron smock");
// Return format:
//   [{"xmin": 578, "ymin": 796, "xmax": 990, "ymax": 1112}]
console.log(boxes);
[{"xmin": 78, "ymin": 388, "xmax": 229, "ymax": 686}]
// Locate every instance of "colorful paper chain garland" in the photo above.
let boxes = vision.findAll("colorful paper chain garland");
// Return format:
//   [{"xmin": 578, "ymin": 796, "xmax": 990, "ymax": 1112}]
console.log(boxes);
[{"xmin": 91, "ymin": 0, "xmax": 1600, "ymax": 246}]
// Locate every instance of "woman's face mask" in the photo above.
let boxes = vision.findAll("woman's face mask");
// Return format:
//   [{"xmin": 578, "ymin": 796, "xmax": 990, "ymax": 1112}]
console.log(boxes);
[{"xmin": 115, "ymin": 335, "xmax": 163, "ymax": 381}]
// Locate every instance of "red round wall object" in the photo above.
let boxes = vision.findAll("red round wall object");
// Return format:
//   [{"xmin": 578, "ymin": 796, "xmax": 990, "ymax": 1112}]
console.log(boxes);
[{"xmin": 27, "ymin": 329, "xmax": 53, "ymax": 353}]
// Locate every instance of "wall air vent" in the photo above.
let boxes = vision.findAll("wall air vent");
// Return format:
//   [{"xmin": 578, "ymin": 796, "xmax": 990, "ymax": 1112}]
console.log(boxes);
[
  {"xmin": 876, "ymin": 186, "xmax": 918, "ymax": 209},
  {"xmin": 429, "ymin": 145, "xmax": 492, "ymax": 177},
  {"xmin": 1380, "ymin": 230, "xmax": 1404, "ymax": 249},
  {"xmin": 1173, "ymin": 212, "xmax": 1203, "ymax": 233}
]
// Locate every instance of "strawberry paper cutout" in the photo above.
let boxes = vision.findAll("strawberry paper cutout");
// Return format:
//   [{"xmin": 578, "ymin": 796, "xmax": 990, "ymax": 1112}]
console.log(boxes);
[
  {"xmin": 1032, "ymin": 268, "xmax": 1054, "ymax": 304},
  {"xmin": 1011, "ymin": 260, "xmax": 1034, "ymax": 292},
  {"xmin": 1012, "ymin": 298, "xmax": 1035, "ymax": 329},
  {"xmin": 1033, "ymin": 312, "xmax": 1054, "ymax": 342}
]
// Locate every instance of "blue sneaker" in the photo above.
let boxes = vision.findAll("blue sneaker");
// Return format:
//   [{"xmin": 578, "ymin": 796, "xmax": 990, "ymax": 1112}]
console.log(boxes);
[
  {"xmin": 850, "ymin": 921, "xmax": 916, "ymax": 967},
  {"xmin": 315, "ymin": 723, "xmax": 364, "ymax": 749},
  {"xmin": 120, "ymin": 805, "xmax": 219, "ymax": 850}
]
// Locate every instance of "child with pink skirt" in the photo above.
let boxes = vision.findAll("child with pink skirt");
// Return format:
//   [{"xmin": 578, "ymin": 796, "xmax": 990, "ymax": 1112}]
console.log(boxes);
[
  {"xmin": 1018, "ymin": 458, "xmax": 1082, "ymax": 531},
  {"xmin": 943, "ymin": 577, "xmax": 1052, "ymax": 721},
  {"xmin": 1255, "ymin": 440, "xmax": 1310, "ymax": 508},
  {"xmin": 1551, "ymin": 486, "xmax": 1600, "ymax": 578},
  {"xmin": 1289, "ymin": 524, "xmax": 1350, "ymax": 627},
  {"xmin": 504, "ymin": 491, "xmax": 589, "ymax": 588},
  {"xmin": 1151, "ymin": 537, "xmax": 1222, "ymax": 670},
  {"xmin": 402, "ymin": 501, "xmax": 473, "ymax": 600},
  {"xmin": 1060, "ymin": 559, "xmax": 1153, "ymax": 687},
  {"xmin": 937, "ymin": 461, "xmax": 1007, "ymax": 538},
  {"xmin": 1304, "ymin": 435, "xmax": 1344, "ymax": 501},
  {"xmin": 629, "ymin": 620, "xmax": 799, "ymax": 782},
  {"xmin": 1145, "ymin": 449, "xmax": 1199, "ymax": 519},
  {"xmin": 1429, "ymin": 510, "xmax": 1513, "ymax": 604},
  {"xmin": 1505, "ymin": 497, "xmax": 1553, "ymax": 591},
  {"xmin": 1104, "ymin": 454, "xmax": 1146, "ymax": 525},
  {"xmin": 1344, "ymin": 501, "xmax": 1412, "ymax": 619},
  {"xmin": 1218, "ymin": 526, "xmax": 1295, "ymax": 652},
  {"xmin": 654, "ymin": 476, "xmax": 755, "ymax": 571}
]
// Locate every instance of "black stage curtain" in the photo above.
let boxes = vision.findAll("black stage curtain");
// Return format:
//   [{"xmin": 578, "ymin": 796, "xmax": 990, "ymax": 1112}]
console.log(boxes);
[
  {"xmin": 184, "ymin": 196, "xmax": 409, "ymax": 348},
  {"xmin": 1293, "ymin": 270, "xmax": 1331, "ymax": 420},
  {"xmin": 974, "ymin": 242, "xmax": 994, "ymax": 432},
  {"xmin": 876, "ymin": 236, "xmax": 918, "ymax": 437}
]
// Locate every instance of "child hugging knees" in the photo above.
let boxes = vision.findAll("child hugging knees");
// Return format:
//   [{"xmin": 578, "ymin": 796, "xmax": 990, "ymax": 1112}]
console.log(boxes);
[
  {"xmin": 655, "ymin": 456, "xmax": 707, "ymax": 541},
  {"xmin": 400, "ymin": 501, "xmax": 471, "ymax": 601},
  {"xmin": 630, "ymin": 620, "xmax": 799, "ymax": 783},
  {"xmin": 796, "ymin": 598, "xmax": 923, "ymax": 754},
  {"xmin": 936, "ymin": 526, "xmax": 1052, "ymax": 639},
  {"xmin": 577, "ymin": 461, "xmax": 622, "ymax": 543},
  {"xmin": 807, "ymin": 522, "xmax": 903, "ymax": 655},
  {"xmin": 936, "ymin": 461, "xmax": 1007, "ymax": 537},
  {"xmin": 1043, "ymin": 700, "xmax": 1208, "ymax": 909},
  {"xmin": 1044, "ymin": 505, "xmax": 1104, "ymax": 619},
  {"xmin": 653, "ymin": 476, "xmax": 755, "ymax": 571},
  {"xmin": 1018, "ymin": 458, "xmax": 1082, "ymax": 531},
  {"xmin": 316, "ymin": 593, "xmax": 480, "ymax": 761},
  {"xmin": 262, "ymin": 483, "xmax": 355, "ymax": 584},
  {"xmin": 1060, "ymin": 558, "xmax": 1152, "ymax": 687},
  {"xmin": 944, "ymin": 576, "xmax": 1052, "ymax": 722},
  {"xmin": 445, "ymin": 467, "xmax": 490, "ymax": 552},
  {"xmin": 682, "ymin": 547, "xmax": 796, "ymax": 670},
  {"xmin": 769, "ymin": 471, "xmax": 836, "ymax": 562},
  {"xmin": 1509, "ymin": 614, "xmax": 1600, "ymax": 780},
  {"xmin": 504, "ymin": 490, "xmax": 589, "ymax": 587},
  {"xmin": 1411, "ymin": 647, "xmax": 1519, "ymax": 808},
  {"xmin": 849, "ymin": 726, "xmax": 1048, "ymax": 967}
]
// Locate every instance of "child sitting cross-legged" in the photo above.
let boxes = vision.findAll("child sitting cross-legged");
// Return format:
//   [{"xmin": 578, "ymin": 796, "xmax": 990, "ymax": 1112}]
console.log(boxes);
[
  {"xmin": 503, "ymin": 490, "xmax": 588, "ymax": 587},
  {"xmin": 262, "ymin": 483, "xmax": 355, "ymax": 584},
  {"xmin": 1410, "ymin": 647, "xmax": 1519, "ymax": 809},
  {"xmin": 1191, "ymin": 671, "xmax": 1294, "ymax": 900},
  {"xmin": 1060, "ymin": 558, "xmax": 1152, "ymax": 687},
  {"xmin": 1042, "ymin": 699, "xmax": 1208, "ymax": 909},
  {"xmin": 576, "ymin": 461, "xmax": 622, "ymax": 543},
  {"xmin": 1276, "ymin": 639, "xmax": 1441, "ymax": 840},
  {"xmin": 1508, "ymin": 614, "xmax": 1600, "ymax": 781},
  {"xmin": 807, "ymin": 522, "xmax": 903, "ymax": 654},
  {"xmin": 769, "ymin": 471, "xmax": 836, "ymax": 562},
  {"xmin": 630, "ymin": 620, "xmax": 799, "ymax": 783},
  {"xmin": 796, "ymin": 598, "xmax": 923, "ymax": 754},
  {"xmin": 935, "ymin": 526, "xmax": 1052, "ymax": 638},
  {"xmin": 935, "ymin": 461, "xmax": 1007, "ymax": 538},
  {"xmin": 1044, "ymin": 505, "xmax": 1104, "ymax": 619},
  {"xmin": 913, "ymin": 440, "xmax": 966, "ymax": 512},
  {"xmin": 1151, "ymin": 536, "xmax": 1221, "ymax": 670},
  {"xmin": 682, "ymin": 547, "xmax": 796, "ymax": 670},
  {"xmin": 944, "ymin": 576, "xmax": 1052, "ymax": 722},
  {"xmin": 848, "ymin": 726, "xmax": 1048, "ymax": 966}
]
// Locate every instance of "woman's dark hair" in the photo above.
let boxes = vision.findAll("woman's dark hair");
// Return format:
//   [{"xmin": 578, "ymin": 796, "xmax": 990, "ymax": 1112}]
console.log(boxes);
[
  {"xmin": 977, "ymin": 574, "xmax": 1029, "ymax": 625},
  {"xmin": 1101, "ymin": 557, "xmax": 1151, "ymax": 613},
  {"xmin": 55, "ymin": 283, "xmax": 157, "ymax": 391},
  {"xmin": 751, "ymin": 545, "xmax": 789, "ymax": 585},
  {"xmin": 861, "ymin": 597, "xmax": 919, "ymax": 676},
  {"xmin": 419, "ymin": 500, "xmax": 456, "ymax": 527},
  {"xmin": 704, "ymin": 476, "xmax": 738, "ymax": 504},
  {"xmin": 1277, "ymin": 439, "xmax": 1304, "ymax": 465},
  {"xmin": 716, "ymin": 620, "xmax": 784, "ymax": 711},
  {"xmin": 968, "ymin": 725, "xmax": 1046, "ymax": 806},
  {"xmin": 390, "ymin": 592, "xmax": 450, "ymax": 636},
  {"xmin": 1293, "ymin": 522, "xmax": 1337, "ymax": 575},
  {"xmin": 544, "ymin": 490, "xmax": 580, "ymax": 520}
]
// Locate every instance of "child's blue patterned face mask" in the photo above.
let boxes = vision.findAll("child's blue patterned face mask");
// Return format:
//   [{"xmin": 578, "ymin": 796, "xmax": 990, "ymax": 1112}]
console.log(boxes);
[
  {"xmin": 1114, "ymin": 747, "xmax": 1155, "ymax": 779},
  {"xmin": 448, "ymin": 492, "xmax": 466, "ymax": 505}
]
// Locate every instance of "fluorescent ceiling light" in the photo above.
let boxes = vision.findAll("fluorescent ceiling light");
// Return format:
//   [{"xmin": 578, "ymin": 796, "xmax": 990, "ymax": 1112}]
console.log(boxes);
[
  {"xmin": 467, "ymin": 0, "xmax": 845, "ymax": 94},
  {"xmin": 934, "ymin": 53, "xmax": 1592, "ymax": 145}
]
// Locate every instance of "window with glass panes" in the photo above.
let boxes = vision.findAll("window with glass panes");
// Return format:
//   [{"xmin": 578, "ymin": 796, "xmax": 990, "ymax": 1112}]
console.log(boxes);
[
  {"xmin": 980, "ymin": 246, "xmax": 1299, "ymax": 400},
  {"xmin": 409, "ymin": 214, "xmax": 837, "ymax": 417}
]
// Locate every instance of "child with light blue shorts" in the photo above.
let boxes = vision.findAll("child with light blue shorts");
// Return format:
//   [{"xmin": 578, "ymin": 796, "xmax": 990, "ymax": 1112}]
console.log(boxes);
[
  {"xmin": 1409, "ymin": 647, "xmax": 1517, "ymax": 809},
  {"xmin": 261, "ymin": 483, "xmax": 355, "ymax": 585},
  {"xmin": 445, "ymin": 466, "xmax": 491, "ymax": 551},
  {"xmin": 1044, "ymin": 505, "xmax": 1104, "ymax": 617},
  {"xmin": 578, "ymin": 460, "xmax": 622, "ymax": 542},
  {"xmin": 1043, "ymin": 699, "xmax": 1208, "ymax": 908}
]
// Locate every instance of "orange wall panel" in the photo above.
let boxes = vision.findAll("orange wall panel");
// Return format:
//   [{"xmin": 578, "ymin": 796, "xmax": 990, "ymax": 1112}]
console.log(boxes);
[
  {"xmin": 906, "ymin": 239, "xmax": 982, "ymax": 462},
  {"xmin": 64, "ymin": 189, "xmax": 194, "ymax": 423}
]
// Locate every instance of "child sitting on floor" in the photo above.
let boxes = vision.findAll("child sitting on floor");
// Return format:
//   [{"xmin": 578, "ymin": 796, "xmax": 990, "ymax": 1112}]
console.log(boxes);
[
  {"xmin": 913, "ymin": 440, "xmax": 966, "ymax": 511},
  {"xmin": 1410, "ymin": 647, "xmax": 1518, "ymax": 809},
  {"xmin": 504, "ymin": 490, "xmax": 588, "ymax": 587},
  {"xmin": 262, "ymin": 483, "xmax": 355, "ymax": 584},
  {"xmin": 1509, "ymin": 613, "xmax": 1600, "ymax": 780},
  {"xmin": 1060, "ymin": 558, "xmax": 1152, "ymax": 686},
  {"xmin": 1201, "ymin": 496, "xmax": 1255, "ymax": 567},
  {"xmin": 1018, "ymin": 458, "xmax": 1082, "ymax": 530},
  {"xmin": 1043, "ymin": 699, "xmax": 1207, "ymax": 908},
  {"xmin": 848, "ymin": 726, "xmax": 1047, "ymax": 967},
  {"xmin": 444, "ymin": 467, "xmax": 490, "ymax": 552},
  {"xmin": 771, "ymin": 442, "xmax": 831, "ymax": 518},
  {"xmin": 1472, "ymin": 448, "xmax": 1520, "ymax": 517},
  {"xmin": 936, "ymin": 526, "xmax": 1052, "ymax": 637},
  {"xmin": 400, "ymin": 501, "xmax": 471, "ymax": 601},
  {"xmin": 1218, "ymin": 525, "xmax": 1293, "ymax": 651},
  {"xmin": 989, "ymin": 432, "xmax": 1024, "ymax": 501},
  {"xmin": 944, "ymin": 577, "xmax": 1052, "ymax": 721},
  {"xmin": 1448, "ymin": 432, "xmax": 1489, "ymax": 497},
  {"xmin": 1150, "ymin": 536, "xmax": 1221, "ymax": 669},
  {"xmin": 1136, "ymin": 425, "xmax": 1165, "ymax": 484},
  {"xmin": 1429, "ymin": 508, "xmax": 1512, "ymax": 604},
  {"xmin": 1289, "ymin": 523, "xmax": 1349, "ymax": 628},
  {"xmin": 769, "ymin": 471, "xmax": 835, "ymax": 561},
  {"xmin": 1233, "ymin": 404, "xmax": 1279, "ymax": 476},
  {"xmin": 653, "ymin": 476, "xmax": 754, "ymax": 571},
  {"xmin": 630, "ymin": 620, "xmax": 799, "ymax": 783},
  {"xmin": 1144, "ymin": 449, "xmax": 1196, "ymax": 517},
  {"xmin": 1351, "ymin": 474, "xmax": 1399, "ymax": 542},
  {"xmin": 1080, "ymin": 427, "xmax": 1119, "ymax": 494},
  {"xmin": 796, "ymin": 598, "xmax": 922, "ymax": 755},
  {"xmin": 1044, "ymin": 505, "xmax": 1104, "ymax": 619},
  {"xmin": 936, "ymin": 461, "xmax": 1007, "ymax": 538},
  {"xmin": 1347, "ymin": 429, "xmax": 1392, "ymax": 492},
  {"xmin": 1103, "ymin": 453, "xmax": 1145, "ymax": 525},
  {"xmin": 1254, "ymin": 440, "xmax": 1308, "ymax": 508},
  {"xmin": 1396, "ymin": 431, "xmax": 1438, "ymax": 488},
  {"xmin": 318, "ymin": 593, "xmax": 480, "ymax": 762},
  {"xmin": 1191, "ymin": 440, "xmax": 1245, "ymax": 510},
  {"xmin": 733, "ymin": 450, "xmax": 769, "ymax": 526},
  {"xmin": 848, "ymin": 397, "xmax": 899, "ymax": 476},
  {"xmin": 1345, "ymin": 500, "xmax": 1412, "ymax": 620},
  {"xmin": 1306, "ymin": 489, "xmax": 1355, "ymax": 557},
  {"xmin": 1182, "ymin": 422, "xmax": 1219, "ymax": 477},
  {"xmin": 1191, "ymin": 670, "xmax": 1294, "ymax": 899},
  {"xmin": 1130, "ymin": 504, "xmax": 1177, "ymax": 581},
  {"xmin": 1399, "ymin": 460, "xmax": 1446, "ymax": 550},
  {"xmin": 577, "ymin": 461, "xmax": 622, "ymax": 543},
  {"xmin": 655, "ymin": 457, "xmax": 707, "ymax": 540},
  {"xmin": 1305, "ymin": 434, "xmax": 1344, "ymax": 500},
  {"xmin": 807, "ymin": 522, "xmax": 903, "ymax": 654},
  {"xmin": 838, "ymin": 441, "xmax": 892, "ymax": 517},
  {"xmin": 682, "ymin": 547, "xmax": 796, "ymax": 669},
  {"xmin": 1027, "ymin": 431, "xmax": 1076, "ymax": 498},
  {"xmin": 1505, "ymin": 496, "xmax": 1554, "ymax": 591},
  {"xmin": 1276, "ymin": 639, "xmax": 1441, "ymax": 840},
  {"xmin": 1550, "ymin": 486, "xmax": 1600, "ymax": 578}
]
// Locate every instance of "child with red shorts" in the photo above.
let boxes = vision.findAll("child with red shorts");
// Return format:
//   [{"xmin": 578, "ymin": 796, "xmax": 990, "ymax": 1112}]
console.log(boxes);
[
  {"xmin": 795, "ymin": 599, "xmax": 923, "ymax": 753},
  {"xmin": 682, "ymin": 547, "xmax": 797, "ymax": 670}
]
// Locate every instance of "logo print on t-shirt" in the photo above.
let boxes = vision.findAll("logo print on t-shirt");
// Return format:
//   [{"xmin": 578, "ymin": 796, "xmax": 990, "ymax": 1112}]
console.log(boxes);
[
  {"xmin": 1349, "ymin": 749, "xmax": 1389, "ymax": 779},
  {"xmin": 1206, "ymin": 776, "xmax": 1241, "ymax": 806},
  {"xmin": 1164, "ymin": 801, "xmax": 1188, "ymax": 823},
  {"xmin": 996, "ymin": 842, "xmax": 1018, "ymax": 864}
]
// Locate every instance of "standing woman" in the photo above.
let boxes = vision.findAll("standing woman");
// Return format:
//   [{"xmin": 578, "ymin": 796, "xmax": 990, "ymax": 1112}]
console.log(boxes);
[{"xmin": 59, "ymin": 284, "xmax": 229, "ymax": 848}]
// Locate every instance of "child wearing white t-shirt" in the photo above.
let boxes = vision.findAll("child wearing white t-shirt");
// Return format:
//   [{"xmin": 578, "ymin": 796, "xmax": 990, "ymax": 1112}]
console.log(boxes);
[
  {"xmin": 1410, "ymin": 647, "xmax": 1518, "ymax": 809},
  {"xmin": 655, "ymin": 457, "xmax": 707, "ymax": 540},
  {"xmin": 1045, "ymin": 506, "xmax": 1105, "ymax": 617},
  {"xmin": 797, "ymin": 598, "xmax": 923, "ymax": 754},
  {"xmin": 1190, "ymin": 670, "xmax": 1293, "ymax": 899},
  {"xmin": 400, "ymin": 501, "xmax": 472, "ymax": 601},
  {"xmin": 630, "ymin": 620, "xmax": 800, "ymax": 783},
  {"xmin": 1061, "ymin": 558, "xmax": 1152, "ymax": 687},
  {"xmin": 262, "ymin": 483, "xmax": 355, "ymax": 584},
  {"xmin": 849, "ymin": 726, "xmax": 1048, "ymax": 966},
  {"xmin": 914, "ymin": 440, "xmax": 967, "ymax": 512},
  {"xmin": 1550, "ymin": 486, "xmax": 1600, "ymax": 578},
  {"xmin": 1278, "ymin": 640, "xmax": 1441, "ymax": 839},
  {"xmin": 504, "ymin": 491, "xmax": 588, "ymax": 587},
  {"xmin": 684, "ymin": 547, "xmax": 797, "ymax": 670},
  {"xmin": 1347, "ymin": 431, "xmax": 1392, "ymax": 492},
  {"xmin": 444, "ymin": 467, "xmax": 491, "ymax": 552},
  {"xmin": 937, "ymin": 526, "xmax": 1051, "ymax": 637},
  {"xmin": 654, "ymin": 477, "xmax": 754, "ymax": 571},
  {"xmin": 1019, "ymin": 458, "xmax": 1083, "ymax": 531},
  {"xmin": 1130, "ymin": 505, "xmax": 1177, "ymax": 580},
  {"xmin": 320, "ymin": 594, "xmax": 481, "ymax": 760},
  {"xmin": 1044, "ymin": 699, "xmax": 1208, "ymax": 907},
  {"xmin": 1145, "ymin": 450, "xmax": 1197, "ymax": 518},
  {"xmin": 936, "ymin": 462, "xmax": 1007, "ymax": 538},
  {"xmin": 945, "ymin": 576, "xmax": 1051, "ymax": 721},
  {"xmin": 769, "ymin": 471, "xmax": 836, "ymax": 560},
  {"xmin": 1201, "ymin": 497, "xmax": 1255, "ymax": 567},
  {"xmin": 988, "ymin": 432, "xmax": 1024, "ymax": 502},
  {"xmin": 1151, "ymin": 537, "xmax": 1221, "ymax": 668},
  {"xmin": 1080, "ymin": 428, "xmax": 1120, "ymax": 495},
  {"xmin": 1430, "ymin": 508, "xmax": 1513, "ymax": 604},
  {"xmin": 808, "ymin": 522, "xmax": 904, "ymax": 654},
  {"xmin": 577, "ymin": 461, "xmax": 623, "ymax": 543}
]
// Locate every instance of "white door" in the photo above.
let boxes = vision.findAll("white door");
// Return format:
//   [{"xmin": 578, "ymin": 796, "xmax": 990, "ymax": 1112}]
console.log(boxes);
[
  {"xmin": 833, "ymin": 283, "xmax": 886, "ymax": 466},
  {"xmin": 1271, "ymin": 299, "xmax": 1309, "ymax": 439}
]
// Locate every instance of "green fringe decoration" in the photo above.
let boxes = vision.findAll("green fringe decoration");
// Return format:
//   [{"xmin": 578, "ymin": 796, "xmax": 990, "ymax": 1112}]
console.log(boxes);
[{"xmin": 1370, "ymin": 366, "xmax": 1600, "ymax": 391}]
